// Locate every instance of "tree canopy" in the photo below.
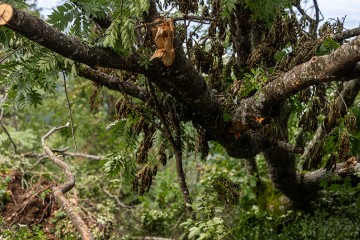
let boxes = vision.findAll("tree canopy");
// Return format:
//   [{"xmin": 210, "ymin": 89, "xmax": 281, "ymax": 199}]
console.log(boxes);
[{"xmin": 0, "ymin": 0, "xmax": 360, "ymax": 239}]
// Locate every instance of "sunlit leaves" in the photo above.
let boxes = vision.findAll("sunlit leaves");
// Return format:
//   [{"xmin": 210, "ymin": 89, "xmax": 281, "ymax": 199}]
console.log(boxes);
[
  {"xmin": 0, "ymin": 47, "xmax": 61, "ymax": 109},
  {"xmin": 48, "ymin": 2, "xmax": 91, "ymax": 38},
  {"xmin": 48, "ymin": 3, "xmax": 80, "ymax": 32},
  {"xmin": 102, "ymin": 0, "xmax": 149, "ymax": 55}
]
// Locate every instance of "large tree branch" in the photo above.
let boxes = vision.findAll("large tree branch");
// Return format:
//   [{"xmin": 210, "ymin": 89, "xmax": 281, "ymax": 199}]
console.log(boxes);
[
  {"xmin": 41, "ymin": 123, "xmax": 93, "ymax": 240},
  {"xmin": 0, "ymin": 3, "xmax": 143, "ymax": 71},
  {"xmin": 235, "ymin": 34, "xmax": 360, "ymax": 121},
  {"xmin": 0, "ymin": 4, "xmax": 221, "ymax": 130},
  {"xmin": 300, "ymin": 159, "xmax": 360, "ymax": 195},
  {"xmin": 78, "ymin": 66, "xmax": 149, "ymax": 101}
]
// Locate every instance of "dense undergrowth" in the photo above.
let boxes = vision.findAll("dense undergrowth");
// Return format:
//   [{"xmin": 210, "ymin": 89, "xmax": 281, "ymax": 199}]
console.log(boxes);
[{"xmin": 2, "ymin": 148, "xmax": 360, "ymax": 240}]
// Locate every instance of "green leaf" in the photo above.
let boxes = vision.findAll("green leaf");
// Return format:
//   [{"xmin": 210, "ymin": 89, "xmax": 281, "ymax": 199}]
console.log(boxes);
[
  {"xmin": 188, "ymin": 227, "xmax": 201, "ymax": 239},
  {"xmin": 316, "ymin": 37, "xmax": 341, "ymax": 56}
]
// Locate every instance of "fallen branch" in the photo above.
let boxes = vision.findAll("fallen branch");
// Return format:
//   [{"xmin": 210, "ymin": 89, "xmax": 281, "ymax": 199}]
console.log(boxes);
[
  {"xmin": 24, "ymin": 151, "xmax": 104, "ymax": 161},
  {"xmin": 41, "ymin": 122, "xmax": 93, "ymax": 240}
]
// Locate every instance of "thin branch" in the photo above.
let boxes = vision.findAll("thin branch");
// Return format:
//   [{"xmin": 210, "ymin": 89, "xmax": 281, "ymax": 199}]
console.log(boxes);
[
  {"xmin": 62, "ymin": 70, "xmax": 77, "ymax": 149},
  {"xmin": 103, "ymin": 188, "xmax": 132, "ymax": 209},
  {"xmin": 313, "ymin": 0, "xmax": 320, "ymax": 30},
  {"xmin": 147, "ymin": 82, "xmax": 176, "ymax": 147},
  {"xmin": 300, "ymin": 159, "xmax": 360, "ymax": 195},
  {"xmin": 61, "ymin": 152, "xmax": 104, "ymax": 160},
  {"xmin": 0, "ymin": 92, "xmax": 17, "ymax": 153},
  {"xmin": 148, "ymin": 82, "xmax": 193, "ymax": 216},
  {"xmin": 78, "ymin": 66, "xmax": 149, "ymax": 102},
  {"xmin": 0, "ymin": 122, "xmax": 17, "ymax": 153},
  {"xmin": 294, "ymin": 3, "xmax": 315, "ymax": 24},
  {"xmin": 135, "ymin": 15, "xmax": 213, "ymax": 29},
  {"xmin": 166, "ymin": 99, "xmax": 193, "ymax": 216},
  {"xmin": 41, "ymin": 123, "xmax": 93, "ymax": 240},
  {"xmin": 0, "ymin": 46, "xmax": 22, "ymax": 64}
]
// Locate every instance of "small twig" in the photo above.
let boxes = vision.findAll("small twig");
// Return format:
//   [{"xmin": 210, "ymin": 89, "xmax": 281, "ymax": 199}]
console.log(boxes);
[
  {"xmin": 135, "ymin": 15, "xmax": 213, "ymax": 29},
  {"xmin": 41, "ymin": 123, "xmax": 93, "ymax": 240},
  {"xmin": 313, "ymin": 0, "xmax": 321, "ymax": 30},
  {"xmin": 62, "ymin": 70, "xmax": 77, "ymax": 149},
  {"xmin": 0, "ymin": 46, "xmax": 22, "ymax": 64},
  {"xmin": 60, "ymin": 152, "xmax": 104, "ymax": 160},
  {"xmin": 52, "ymin": 147, "xmax": 70, "ymax": 153},
  {"xmin": 103, "ymin": 188, "xmax": 132, "ymax": 209}
]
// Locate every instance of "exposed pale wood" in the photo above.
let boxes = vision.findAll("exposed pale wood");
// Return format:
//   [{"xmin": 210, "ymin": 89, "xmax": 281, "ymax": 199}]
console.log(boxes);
[{"xmin": 0, "ymin": 3, "xmax": 13, "ymax": 26}]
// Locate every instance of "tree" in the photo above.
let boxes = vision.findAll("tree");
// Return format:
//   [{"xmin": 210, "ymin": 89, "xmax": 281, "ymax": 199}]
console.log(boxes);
[{"xmin": 1, "ymin": 0, "xmax": 360, "ymax": 231}]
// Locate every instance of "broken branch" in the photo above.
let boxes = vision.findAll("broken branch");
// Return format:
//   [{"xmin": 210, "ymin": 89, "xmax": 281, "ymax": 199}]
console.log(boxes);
[{"xmin": 41, "ymin": 123, "xmax": 93, "ymax": 240}]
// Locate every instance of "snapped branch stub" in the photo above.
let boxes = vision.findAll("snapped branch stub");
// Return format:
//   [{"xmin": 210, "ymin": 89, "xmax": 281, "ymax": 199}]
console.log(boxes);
[{"xmin": 0, "ymin": 3, "xmax": 13, "ymax": 26}]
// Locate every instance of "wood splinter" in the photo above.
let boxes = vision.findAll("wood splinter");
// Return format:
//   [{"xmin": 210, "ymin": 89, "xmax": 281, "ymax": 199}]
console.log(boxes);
[
  {"xmin": 0, "ymin": 3, "xmax": 13, "ymax": 26},
  {"xmin": 149, "ymin": 18, "xmax": 175, "ymax": 67}
]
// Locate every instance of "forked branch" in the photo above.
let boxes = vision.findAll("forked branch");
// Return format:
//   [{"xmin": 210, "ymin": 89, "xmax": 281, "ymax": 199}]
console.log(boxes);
[{"xmin": 41, "ymin": 123, "xmax": 93, "ymax": 240}]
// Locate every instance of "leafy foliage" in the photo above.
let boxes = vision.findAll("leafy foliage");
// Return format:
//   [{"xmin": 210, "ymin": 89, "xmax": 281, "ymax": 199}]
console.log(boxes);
[
  {"xmin": 1, "ymin": 0, "xmax": 360, "ymax": 239},
  {"xmin": 244, "ymin": 0, "xmax": 291, "ymax": 23},
  {"xmin": 316, "ymin": 37, "xmax": 341, "ymax": 56},
  {"xmin": 241, "ymin": 68, "xmax": 268, "ymax": 97},
  {"xmin": 102, "ymin": 0, "xmax": 149, "ymax": 54}
]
